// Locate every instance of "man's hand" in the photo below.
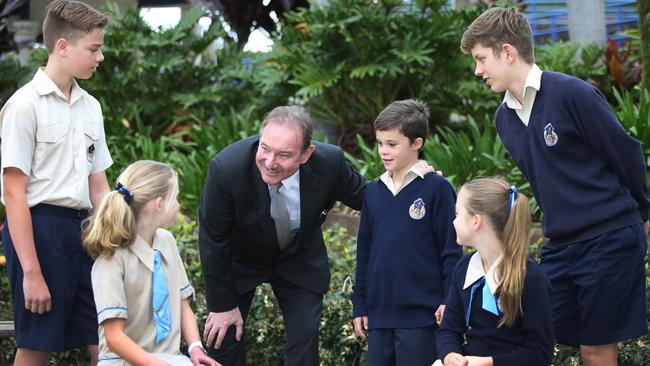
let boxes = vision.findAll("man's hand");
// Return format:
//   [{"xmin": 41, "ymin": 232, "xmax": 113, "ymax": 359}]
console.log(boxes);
[
  {"xmin": 352, "ymin": 316, "xmax": 369, "ymax": 341},
  {"xmin": 444, "ymin": 352, "xmax": 469, "ymax": 366},
  {"xmin": 203, "ymin": 308, "xmax": 243, "ymax": 350},
  {"xmin": 190, "ymin": 346, "xmax": 221, "ymax": 366},
  {"xmin": 419, "ymin": 164, "xmax": 443, "ymax": 177},
  {"xmin": 644, "ymin": 220, "xmax": 649, "ymax": 235},
  {"xmin": 23, "ymin": 271, "xmax": 51, "ymax": 314},
  {"xmin": 435, "ymin": 304, "xmax": 446, "ymax": 325}
]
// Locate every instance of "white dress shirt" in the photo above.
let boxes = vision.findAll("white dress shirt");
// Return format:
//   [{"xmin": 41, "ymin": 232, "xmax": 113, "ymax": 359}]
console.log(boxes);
[{"xmin": 503, "ymin": 64, "xmax": 543, "ymax": 126}]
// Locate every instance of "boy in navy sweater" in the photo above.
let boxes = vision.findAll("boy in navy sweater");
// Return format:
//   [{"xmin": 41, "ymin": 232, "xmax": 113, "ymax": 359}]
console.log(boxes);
[
  {"xmin": 460, "ymin": 7, "xmax": 649, "ymax": 366},
  {"xmin": 351, "ymin": 99, "xmax": 462, "ymax": 365}
]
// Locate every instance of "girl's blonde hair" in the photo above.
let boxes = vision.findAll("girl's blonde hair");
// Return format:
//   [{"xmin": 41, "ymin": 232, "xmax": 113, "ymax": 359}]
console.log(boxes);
[
  {"xmin": 83, "ymin": 160, "xmax": 178, "ymax": 259},
  {"xmin": 460, "ymin": 178, "xmax": 532, "ymax": 327}
]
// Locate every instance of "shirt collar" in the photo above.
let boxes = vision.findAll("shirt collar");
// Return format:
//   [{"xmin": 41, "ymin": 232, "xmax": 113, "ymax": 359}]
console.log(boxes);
[
  {"xmin": 272, "ymin": 169, "xmax": 300, "ymax": 192},
  {"xmin": 33, "ymin": 68, "xmax": 87, "ymax": 104},
  {"xmin": 379, "ymin": 159, "xmax": 427, "ymax": 186},
  {"xmin": 463, "ymin": 251, "xmax": 502, "ymax": 295},
  {"xmin": 129, "ymin": 231, "xmax": 169, "ymax": 272},
  {"xmin": 503, "ymin": 63, "xmax": 542, "ymax": 110}
]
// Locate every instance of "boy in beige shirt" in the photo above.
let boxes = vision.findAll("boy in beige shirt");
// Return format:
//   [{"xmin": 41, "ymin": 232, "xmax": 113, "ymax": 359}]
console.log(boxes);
[{"xmin": 1, "ymin": 1, "xmax": 112, "ymax": 364}]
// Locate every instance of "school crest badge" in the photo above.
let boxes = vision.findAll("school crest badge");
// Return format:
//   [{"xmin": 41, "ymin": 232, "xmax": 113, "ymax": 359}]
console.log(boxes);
[
  {"xmin": 86, "ymin": 143, "xmax": 95, "ymax": 163},
  {"xmin": 543, "ymin": 123, "xmax": 558, "ymax": 146},
  {"xmin": 409, "ymin": 198, "xmax": 426, "ymax": 220}
]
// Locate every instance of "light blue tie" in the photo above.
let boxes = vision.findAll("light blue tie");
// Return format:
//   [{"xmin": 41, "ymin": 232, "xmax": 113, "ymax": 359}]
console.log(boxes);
[
  {"xmin": 152, "ymin": 249, "xmax": 171, "ymax": 343},
  {"xmin": 482, "ymin": 280, "xmax": 499, "ymax": 316},
  {"xmin": 465, "ymin": 277, "xmax": 500, "ymax": 327}
]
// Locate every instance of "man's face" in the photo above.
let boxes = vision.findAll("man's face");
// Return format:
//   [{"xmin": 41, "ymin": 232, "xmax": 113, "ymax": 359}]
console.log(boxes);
[
  {"xmin": 64, "ymin": 28, "xmax": 105, "ymax": 80},
  {"xmin": 255, "ymin": 122, "xmax": 314, "ymax": 185},
  {"xmin": 470, "ymin": 43, "xmax": 510, "ymax": 94}
]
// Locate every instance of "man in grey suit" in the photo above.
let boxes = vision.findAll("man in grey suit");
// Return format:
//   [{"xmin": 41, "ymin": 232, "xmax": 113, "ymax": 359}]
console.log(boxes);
[{"xmin": 199, "ymin": 106, "xmax": 366, "ymax": 365}]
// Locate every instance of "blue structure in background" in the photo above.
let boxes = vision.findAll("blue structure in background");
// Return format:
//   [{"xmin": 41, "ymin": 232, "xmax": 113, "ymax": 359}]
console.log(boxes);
[
  {"xmin": 434, "ymin": 0, "xmax": 638, "ymax": 44},
  {"xmin": 525, "ymin": 0, "xmax": 638, "ymax": 44}
]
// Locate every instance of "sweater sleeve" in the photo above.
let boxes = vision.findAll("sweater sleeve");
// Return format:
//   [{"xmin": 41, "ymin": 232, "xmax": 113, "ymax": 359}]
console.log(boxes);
[
  {"xmin": 570, "ymin": 83, "xmax": 650, "ymax": 222},
  {"xmin": 351, "ymin": 193, "xmax": 372, "ymax": 318},
  {"xmin": 436, "ymin": 262, "xmax": 466, "ymax": 360},
  {"xmin": 432, "ymin": 179, "xmax": 463, "ymax": 298},
  {"xmin": 491, "ymin": 266, "xmax": 554, "ymax": 366}
]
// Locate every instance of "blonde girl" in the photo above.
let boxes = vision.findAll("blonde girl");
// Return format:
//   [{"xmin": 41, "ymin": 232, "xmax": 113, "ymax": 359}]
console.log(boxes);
[
  {"xmin": 436, "ymin": 178, "xmax": 553, "ymax": 366},
  {"xmin": 83, "ymin": 160, "xmax": 219, "ymax": 366}
]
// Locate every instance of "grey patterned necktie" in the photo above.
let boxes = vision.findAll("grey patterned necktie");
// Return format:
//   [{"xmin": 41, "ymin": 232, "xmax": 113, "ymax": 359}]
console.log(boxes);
[{"xmin": 269, "ymin": 183, "xmax": 291, "ymax": 250}]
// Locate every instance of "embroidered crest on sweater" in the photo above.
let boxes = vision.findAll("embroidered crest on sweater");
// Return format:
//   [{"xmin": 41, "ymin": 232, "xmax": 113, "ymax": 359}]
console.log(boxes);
[
  {"xmin": 409, "ymin": 198, "xmax": 426, "ymax": 220},
  {"xmin": 544, "ymin": 123, "xmax": 558, "ymax": 146}
]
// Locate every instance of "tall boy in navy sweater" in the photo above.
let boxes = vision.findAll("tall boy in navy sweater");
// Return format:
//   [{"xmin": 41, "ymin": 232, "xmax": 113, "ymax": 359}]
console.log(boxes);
[
  {"xmin": 461, "ymin": 7, "xmax": 649, "ymax": 366},
  {"xmin": 351, "ymin": 99, "xmax": 462, "ymax": 365}
]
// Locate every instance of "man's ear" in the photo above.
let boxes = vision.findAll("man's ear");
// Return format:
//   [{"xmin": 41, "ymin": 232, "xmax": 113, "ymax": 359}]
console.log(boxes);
[{"xmin": 300, "ymin": 144, "xmax": 315, "ymax": 164}]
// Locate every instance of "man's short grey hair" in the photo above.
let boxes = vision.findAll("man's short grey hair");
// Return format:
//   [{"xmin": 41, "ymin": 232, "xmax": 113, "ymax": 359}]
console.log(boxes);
[{"xmin": 261, "ymin": 106, "xmax": 313, "ymax": 152}]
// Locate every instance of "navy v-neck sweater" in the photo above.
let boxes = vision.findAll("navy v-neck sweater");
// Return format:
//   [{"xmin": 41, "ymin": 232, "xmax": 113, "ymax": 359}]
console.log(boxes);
[
  {"xmin": 495, "ymin": 71, "xmax": 649, "ymax": 244},
  {"xmin": 351, "ymin": 173, "xmax": 462, "ymax": 329}
]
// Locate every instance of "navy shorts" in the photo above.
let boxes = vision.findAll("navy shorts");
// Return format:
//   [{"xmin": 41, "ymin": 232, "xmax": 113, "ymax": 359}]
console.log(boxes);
[
  {"xmin": 540, "ymin": 223, "xmax": 648, "ymax": 346},
  {"xmin": 2, "ymin": 204, "xmax": 98, "ymax": 352},
  {"xmin": 367, "ymin": 326, "xmax": 437, "ymax": 366}
]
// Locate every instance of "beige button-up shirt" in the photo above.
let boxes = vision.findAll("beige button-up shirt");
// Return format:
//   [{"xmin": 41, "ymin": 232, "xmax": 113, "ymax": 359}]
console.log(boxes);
[
  {"xmin": 92, "ymin": 229, "xmax": 194, "ymax": 365},
  {"xmin": 0, "ymin": 68, "xmax": 112, "ymax": 210}
]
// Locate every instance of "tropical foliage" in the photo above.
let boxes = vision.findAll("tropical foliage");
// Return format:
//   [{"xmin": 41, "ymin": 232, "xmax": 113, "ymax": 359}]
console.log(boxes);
[{"xmin": 0, "ymin": 1, "xmax": 648, "ymax": 364}]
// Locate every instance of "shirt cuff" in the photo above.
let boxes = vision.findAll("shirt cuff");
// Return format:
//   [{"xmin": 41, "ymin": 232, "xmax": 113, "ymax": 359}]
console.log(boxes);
[
  {"xmin": 181, "ymin": 283, "xmax": 195, "ymax": 299},
  {"xmin": 97, "ymin": 305, "xmax": 128, "ymax": 324}
]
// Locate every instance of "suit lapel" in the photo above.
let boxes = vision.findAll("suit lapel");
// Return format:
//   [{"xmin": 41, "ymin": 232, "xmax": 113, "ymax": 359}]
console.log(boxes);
[
  {"xmin": 296, "ymin": 161, "xmax": 320, "ymax": 244},
  {"xmin": 249, "ymin": 157, "xmax": 275, "ymax": 237}
]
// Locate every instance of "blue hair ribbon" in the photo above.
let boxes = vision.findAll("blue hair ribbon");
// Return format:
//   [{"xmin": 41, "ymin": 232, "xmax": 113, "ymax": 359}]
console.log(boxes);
[
  {"xmin": 116, "ymin": 182, "xmax": 134, "ymax": 204},
  {"xmin": 508, "ymin": 185, "xmax": 517, "ymax": 213}
]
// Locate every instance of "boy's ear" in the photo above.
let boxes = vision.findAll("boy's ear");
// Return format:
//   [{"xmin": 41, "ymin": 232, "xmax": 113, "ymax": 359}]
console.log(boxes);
[
  {"xmin": 55, "ymin": 37, "xmax": 69, "ymax": 57},
  {"xmin": 412, "ymin": 137, "xmax": 424, "ymax": 150},
  {"xmin": 502, "ymin": 43, "xmax": 517, "ymax": 64}
]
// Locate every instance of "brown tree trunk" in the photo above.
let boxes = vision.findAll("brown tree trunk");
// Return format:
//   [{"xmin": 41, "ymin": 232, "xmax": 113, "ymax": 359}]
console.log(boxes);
[{"xmin": 639, "ymin": 0, "xmax": 650, "ymax": 93}]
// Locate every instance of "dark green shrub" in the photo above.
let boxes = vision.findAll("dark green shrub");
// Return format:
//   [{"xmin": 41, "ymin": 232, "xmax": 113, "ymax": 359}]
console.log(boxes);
[
  {"xmin": 80, "ymin": 4, "xmax": 223, "ymax": 137},
  {"xmin": 613, "ymin": 88, "xmax": 650, "ymax": 172},
  {"xmin": 75, "ymin": 3, "xmax": 282, "ymax": 140},
  {"xmin": 536, "ymin": 42, "xmax": 608, "ymax": 89},
  {"xmin": 0, "ymin": 54, "xmax": 32, "ymax": 106},
  {"xmin": 265, "ymin": 0, "xmax": 480, "ymax": 147}
]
